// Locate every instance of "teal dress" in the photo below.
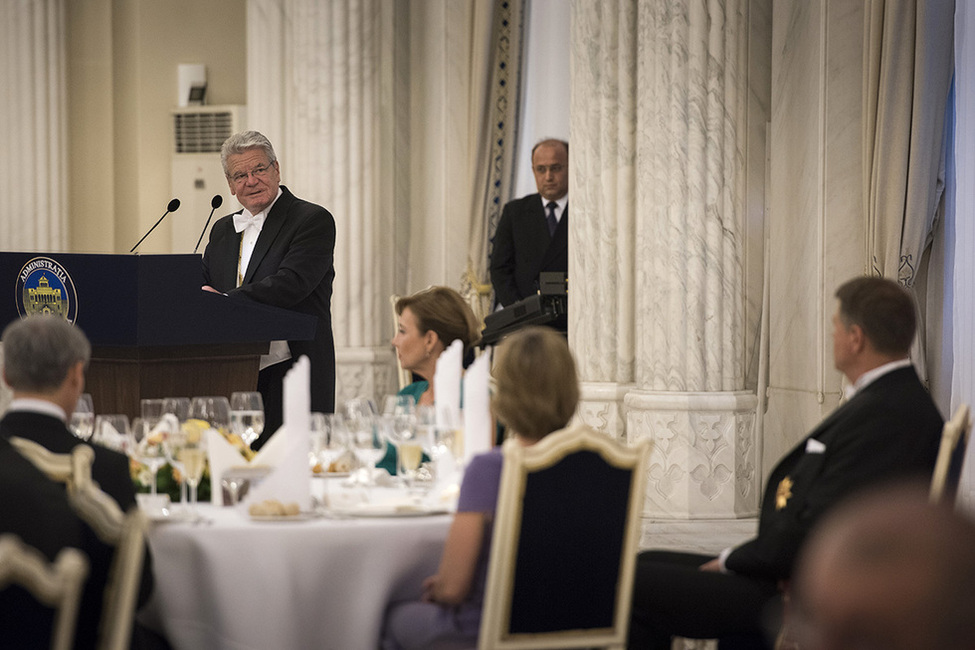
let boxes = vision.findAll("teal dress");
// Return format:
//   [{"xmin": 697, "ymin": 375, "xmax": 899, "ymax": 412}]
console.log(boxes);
[{"xmin": 376, "ymin": 381, "xmax": 429, "ymax": 475}]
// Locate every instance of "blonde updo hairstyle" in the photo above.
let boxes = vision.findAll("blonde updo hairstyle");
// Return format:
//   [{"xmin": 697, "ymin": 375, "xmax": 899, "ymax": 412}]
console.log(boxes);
[
  {"xmin": 491, "ymin": 327, "xmax": 579, "ymax": 442},
  {"xmin": 395, "ymin": 286, "xmax": 481, "ymax": 354}
]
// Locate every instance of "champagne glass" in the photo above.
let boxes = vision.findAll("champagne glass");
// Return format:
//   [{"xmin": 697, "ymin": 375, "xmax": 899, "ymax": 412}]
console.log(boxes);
[
  {"xmin": 230, "ymin": 391, "xmax": 265, "ymax": 449},
  {"xmin": 190, "ymin": 396, "xmax": 231, "ymax": 433},
  {"xmin": 172, "ymin": 423, "xmax": 208, "ymax": 513},
  {"xmin": 69, "ymin": 393, "xmax": 95, "ymax": 441},
  {"xmin": 381, "ymin": 395, "xmax": 419, "ymax": 487},
  {"xmin": 92, "ymin": 414, "xmax": 130, "ymax": 453},
  {"xmin": 129, "ymin": 416, "xmax": 171, "ymax": 497}
]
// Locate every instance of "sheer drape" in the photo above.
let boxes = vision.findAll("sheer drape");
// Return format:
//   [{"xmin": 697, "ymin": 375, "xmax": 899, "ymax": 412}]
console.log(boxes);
[
  {"xmin": 952, "ymin": 2, "xmax": 974, "ymax": 508},
  {"xmin": 463, "ymin": 0, "xmax": 525, "ymax": 323},
  {"xmin": 0, "ymin": 0, "xmax": 67, "ymax": 251},
  {"xmin": 862, "ymin": 0, "xmax": 954, "ymax": 380}
]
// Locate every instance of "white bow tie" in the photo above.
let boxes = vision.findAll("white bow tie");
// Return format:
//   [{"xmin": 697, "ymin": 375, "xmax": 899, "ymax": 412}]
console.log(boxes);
[{"xmin": 233, "ymin": 212, "xmax": 265, "ymax": 233}]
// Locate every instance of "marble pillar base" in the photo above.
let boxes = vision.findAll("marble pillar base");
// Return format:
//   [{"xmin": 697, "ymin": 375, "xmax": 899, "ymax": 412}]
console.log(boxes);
[
  {"xmin": 577, "ymin": 382, "xmax": 634, "ymax": 441},
  {"xmin": 335, "ymin": 347, "xmax": 399, "ymax": 407},
  {"xmin": 625, "ymin": 390, "xmax": 759, "ymax": 519}
]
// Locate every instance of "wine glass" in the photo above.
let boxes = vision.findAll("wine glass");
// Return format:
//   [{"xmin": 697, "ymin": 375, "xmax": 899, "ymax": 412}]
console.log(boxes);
[
  {"xmin": 381, "ymin": 395, "xmax": 419, "ymax": 487},
  {"xmin": 230, "ymin": 391, "xmax": 265, "ymax": 449},
  {"xmin": 189, "ymin": 396, "xmax": 231, "ymax": 433},
  {"xmin": 69, "ymin": 393, "xmax": 95, "ymax": 441},
  {"xmin": 345, "ymin": 398, "xmax": 385, "ymax": 487},
  {"xmin": 129, "ymin": 416, "xmax": 171, "ymax": 497},
  {"xmin": 161, "ymin": 397, "xmax": 191, "ymax": 423},
  {"xmin": 140, "ymin": 399, "xmax": 166, "ymax": 427},
  {"xmin": 310, "ymin": 413, "xmax": 349, "ymax": 507},
  {"xmin": 92, "ymin": 414, "xmax": 130, "ymax": 453}
]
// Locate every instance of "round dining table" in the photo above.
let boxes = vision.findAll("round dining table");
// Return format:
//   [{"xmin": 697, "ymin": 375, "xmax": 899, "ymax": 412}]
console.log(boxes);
[{"xmin": 140, "ymin": 484, "xmax": 452, "ymax": 650}]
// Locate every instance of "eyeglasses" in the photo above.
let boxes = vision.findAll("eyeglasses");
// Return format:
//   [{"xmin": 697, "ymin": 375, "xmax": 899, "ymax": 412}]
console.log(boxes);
[{"xmin": 230, "ymin": 162, "xmax": 275, "ymax": 185}]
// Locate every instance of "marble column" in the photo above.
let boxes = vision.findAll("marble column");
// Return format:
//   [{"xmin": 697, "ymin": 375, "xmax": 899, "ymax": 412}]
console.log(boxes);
[
  {"xmin": 247, "ymin": 0, "xmax": 403, "ymax": 405},
  {"xmin": 0, "ymin": 0, "xmax": 67, "ymax": 251},
  {"xmin": 571, "ymin": 0, "xmax": 764, "ymax": 518}
]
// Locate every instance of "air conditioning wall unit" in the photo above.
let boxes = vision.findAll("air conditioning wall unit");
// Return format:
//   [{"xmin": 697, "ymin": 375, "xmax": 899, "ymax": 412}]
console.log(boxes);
[{"xmin": 171, "ymin": 105, "xmax": 245, "ymax": 253}]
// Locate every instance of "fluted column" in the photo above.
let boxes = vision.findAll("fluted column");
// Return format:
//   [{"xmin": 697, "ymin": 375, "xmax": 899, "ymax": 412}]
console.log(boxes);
[
  {"xmin": 0, "ymin": 0, "xmax": 67, "ymax": 251},
  {"xmin": 572, "ymin": 0, "xmax": 762, "ymax": 519},
  {"xmin": 248, "ymin": 0, "xmax": 402, "ymax": 404}
]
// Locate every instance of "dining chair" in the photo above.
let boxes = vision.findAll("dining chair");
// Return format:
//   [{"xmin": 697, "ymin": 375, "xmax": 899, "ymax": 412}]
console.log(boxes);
[
  {"xmin": 929, "ymin": 403, "xmax": 972, "ymax": 504},
  {"xmin": 8, "ymin": 436, "xmax": 147, "ymax": 650},
  {"xmin": 0, "ymin": 533, "xmax": 90, "ymax": 650},
  {"xmin": 478, "ymin": 423, "xmax": 651, "ymax": 650}
]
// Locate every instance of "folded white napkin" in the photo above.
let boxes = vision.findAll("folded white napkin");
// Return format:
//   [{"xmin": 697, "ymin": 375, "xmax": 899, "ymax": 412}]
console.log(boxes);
[
  {"xmin": 805, "ymin": 438, "xmax": 826, "ymax": 454},
  {"xmin": 434, "ymin": 339, "xmax": 463, "ymax": 430},
  {"xmin": 462, "ymin": 350, "xmax": 492, "ymax": 463},
  {"xmin": 238, "ymin": 356, "xmax": 312, "ymax": 511}
]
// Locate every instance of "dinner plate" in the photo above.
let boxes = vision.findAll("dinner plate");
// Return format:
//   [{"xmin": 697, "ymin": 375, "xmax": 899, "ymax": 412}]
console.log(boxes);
[
  {"xmin": 331, "ymin": 503, "xmax": 449, "ymax": 518},
  {"xmin": 249, "ymin": 512, "xmax": 317, "ymax": 522}
]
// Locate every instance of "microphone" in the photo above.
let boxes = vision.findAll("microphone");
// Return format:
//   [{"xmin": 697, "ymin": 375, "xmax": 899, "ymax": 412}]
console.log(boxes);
[
  {"xmin": 130, "ymin": 198, "xmax": 180, "ymax": 253},
  {"xmin": 194, "ymin": 195, "xmax": 224, "ymax": 253}
]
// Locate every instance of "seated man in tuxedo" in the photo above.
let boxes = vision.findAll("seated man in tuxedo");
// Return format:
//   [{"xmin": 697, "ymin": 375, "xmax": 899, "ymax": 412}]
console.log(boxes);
[
  {"xmin": 0, "ymin": 315, "xmax": 136, "ymax": 513},
  {"xmin": 489, "ymin": 138, "xmax": 569, "ymax": 309},
  {"xmin": 789, "ymin": 482, "xmax": 975, "ymax": 650},
  {"xmin": 0, "ymin": 315, "xmax": 160, "ymax": 648},
  {"xmin": 628, "ymin": 277, "xmax": 944, "ymax": 649}
]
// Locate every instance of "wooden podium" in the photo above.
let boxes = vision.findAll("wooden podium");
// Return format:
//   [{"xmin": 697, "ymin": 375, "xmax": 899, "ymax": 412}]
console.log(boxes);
[{"xmin": 0, "ymin": 253, "xmax": 316, "ymax": 420}]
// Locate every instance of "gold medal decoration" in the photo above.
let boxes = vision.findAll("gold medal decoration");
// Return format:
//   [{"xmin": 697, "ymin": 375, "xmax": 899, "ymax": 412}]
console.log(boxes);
[{"xmin": 775, "ymin": 476, "xmax": 794, "ymax": 510}]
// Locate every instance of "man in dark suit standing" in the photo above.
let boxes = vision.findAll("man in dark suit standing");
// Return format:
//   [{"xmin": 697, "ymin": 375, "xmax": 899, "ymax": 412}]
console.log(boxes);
[
  {"xmin": 202, "ymin": 131, "xmax": 336, "ymax": 444},
  {"xmin": 628, "ymin": 277, "xmax": 944, "ymax": 649},
  {"xmin": 489, "ymin": 139, "xmax": 569, "ymax": 308}
]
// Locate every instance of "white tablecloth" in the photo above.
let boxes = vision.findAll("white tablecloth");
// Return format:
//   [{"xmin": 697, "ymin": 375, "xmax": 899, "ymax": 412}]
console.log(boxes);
[{"xmin": 141, "ymin": 492, "xmax": 451, "ymax": 650}]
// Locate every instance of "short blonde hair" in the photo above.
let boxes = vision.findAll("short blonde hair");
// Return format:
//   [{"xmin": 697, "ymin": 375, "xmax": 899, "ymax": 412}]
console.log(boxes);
[
  {"xmin": 396, "ymin": 287, "xmax": 481, "ymax": 354},
  {"xmin": 491, "ymin": 327, "xmax": 578, "ymax": 441}
]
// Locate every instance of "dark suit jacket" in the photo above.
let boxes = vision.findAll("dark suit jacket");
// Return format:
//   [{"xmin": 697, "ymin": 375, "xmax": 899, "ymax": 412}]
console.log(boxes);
[
  {"xmin": 725, "ymin": 366, "xmax": 943, "ymax": 581},
  {"xmin": 202, "ymin": 185, "xmax": 337, "ymax": 413},
  {"xmin": 489, "ymin": 193, "xmax": 568, "ymax": 307},
  {"xmin": 0, "ymin": 410, "xmax": 137, "ymax": 513},
  {"xmin": 0, "ymin": 435, "xmax": 115, "ymax": 650}
]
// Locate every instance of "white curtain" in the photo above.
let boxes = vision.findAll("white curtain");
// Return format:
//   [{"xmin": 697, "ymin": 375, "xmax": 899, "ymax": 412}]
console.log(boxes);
[
  {"xmin": 952, "ymin": 2, "xmax": 975, "ymax": 509},
  {"xmin": 862, "ymin": 0, "xmax": 954, "ymax": 385},
  {"xmin": 0, "ymin": 0, "xmax": 67, "ymax": 251},
  {"xmin": 463, "ymin": 0, "xmax": 526, "ymax": 323}
]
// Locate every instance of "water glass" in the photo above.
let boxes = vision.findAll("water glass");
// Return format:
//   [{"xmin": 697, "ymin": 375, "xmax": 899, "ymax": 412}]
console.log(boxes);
[
  {"xmin": 69, "ymin": 393, "xmax": 95, "ymax": 441},
  {"xmin": 230, "ymin": 391, "xmax": 265, "ymax": 449},
  {"xmin": 92, "ymin": 414, "xmax": 130, "ymax": 453},
  {"xmin": 190, "ymin": 396, "xmax": 231, "ymax": 433}
]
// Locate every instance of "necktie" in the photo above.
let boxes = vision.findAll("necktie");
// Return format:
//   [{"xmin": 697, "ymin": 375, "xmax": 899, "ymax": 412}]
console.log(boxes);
[
  {"xmin": 546, "ymin": 202, "xmax": 558, "ymax": 236},
  {"xmin": 233, "ymin": 212, "xmax": 265, "ymax": 233}
]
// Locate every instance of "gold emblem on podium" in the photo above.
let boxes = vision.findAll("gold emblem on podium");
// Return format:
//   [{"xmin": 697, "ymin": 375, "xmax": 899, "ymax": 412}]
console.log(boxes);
[{"xmin": 15, "ymin": 257, "xmax": 78, "ymax": 323}]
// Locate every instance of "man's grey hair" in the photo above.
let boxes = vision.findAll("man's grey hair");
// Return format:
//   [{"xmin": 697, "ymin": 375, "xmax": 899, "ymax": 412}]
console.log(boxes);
[
  {"xmin": 2, "ymin": 316, "xmax": 91, "ymax": 392},
  {"xmin": 220, "ymin": 131, "xmax": 278, "ymax": 176}
]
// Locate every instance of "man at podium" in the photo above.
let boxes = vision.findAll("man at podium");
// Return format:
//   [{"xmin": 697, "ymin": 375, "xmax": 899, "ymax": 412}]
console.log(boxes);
[{"xmin": 202, "ymin": 131, "xmax": 336, "ymax": 445}]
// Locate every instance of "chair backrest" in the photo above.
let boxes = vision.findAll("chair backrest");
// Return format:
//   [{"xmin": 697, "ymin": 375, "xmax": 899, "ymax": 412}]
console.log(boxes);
[
  {"xmin": 929, "ymin": 404, "xmax": 972, "ymax": 504},
  {"xmin": 8, "ymin": 436, "xmax": 147, "ymax": 650},
  {"xmin": 8, "ymin": 436, "xmax": 95, "ymax": 487},
  {"xmin": 0, "ymin": 534, "xmax": 89, "ymax": 650},
  {"xmin": 479, "ymin": 424, "xmax": 651, "ymax": 650}
]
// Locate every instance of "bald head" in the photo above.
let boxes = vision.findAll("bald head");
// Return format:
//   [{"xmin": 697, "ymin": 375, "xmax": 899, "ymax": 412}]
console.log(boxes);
[{"xmin": 792, "ymin": 484, "xmax": 975, "ymax": 650}]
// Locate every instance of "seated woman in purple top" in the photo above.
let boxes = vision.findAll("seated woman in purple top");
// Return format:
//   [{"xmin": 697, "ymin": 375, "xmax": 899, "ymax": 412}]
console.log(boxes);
[{"xmin": 381, "ymin": 327, "xmax": 580, "ymax": 650}]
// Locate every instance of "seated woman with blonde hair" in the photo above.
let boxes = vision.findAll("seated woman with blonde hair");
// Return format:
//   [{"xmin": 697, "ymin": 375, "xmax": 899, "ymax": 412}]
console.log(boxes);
[
  {"xmin": 391, "ymin": 286, "xmax": 481, "ymax": 406},
  {"xmin": 381, "ymin": 326, "xmax": 580, "ymax": 650}
]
